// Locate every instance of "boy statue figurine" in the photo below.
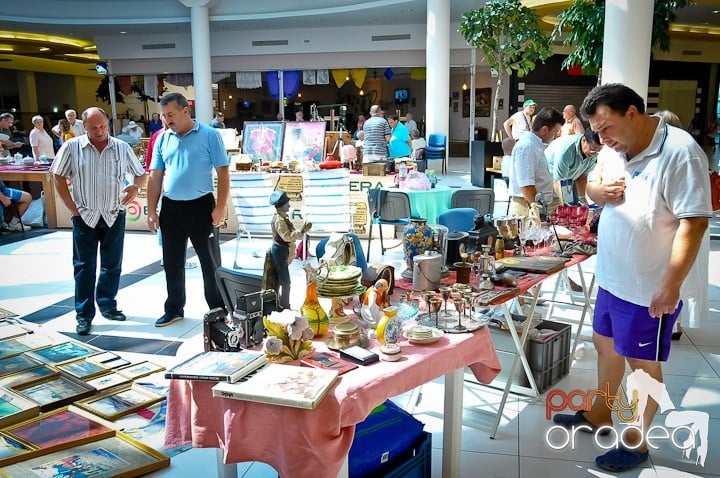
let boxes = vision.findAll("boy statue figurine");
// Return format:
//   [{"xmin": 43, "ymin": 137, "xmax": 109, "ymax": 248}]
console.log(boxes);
[{"xmin": 268, "ymin": 190, "xmax": 311, "ymax": 309}]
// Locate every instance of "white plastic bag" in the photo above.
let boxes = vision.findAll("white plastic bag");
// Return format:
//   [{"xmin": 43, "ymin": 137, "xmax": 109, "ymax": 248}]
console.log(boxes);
[{"xmin": 21, "ymin": 193, "xmax": 46, "ymax": 228}]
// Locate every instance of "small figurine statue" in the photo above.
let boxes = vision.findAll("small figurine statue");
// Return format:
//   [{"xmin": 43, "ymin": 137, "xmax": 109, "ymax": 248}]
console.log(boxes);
[
  {"xmin": 269, "ymin": 190, "xmax": 311, "ymax": 310},
  {"xmin": 359, "ymin": 279, "xmax": 390, "ymax": 329}
]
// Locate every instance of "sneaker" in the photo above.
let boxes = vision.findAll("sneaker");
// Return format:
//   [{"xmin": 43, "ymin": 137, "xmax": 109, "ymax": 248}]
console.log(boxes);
[
  {"xmin": 155, "ymin": 313, "xmax": 184, "ymax": 327},
  {"xmin": 76, "ymin": 318, "xmax": 92, "ymax": 335},
  {"xmin": 7, "ymin": 220, "xmax": 30, "ymax": 232},
  {"xmin": 185, "ymin": 261, "xmax": 197, "ymax": 269}
]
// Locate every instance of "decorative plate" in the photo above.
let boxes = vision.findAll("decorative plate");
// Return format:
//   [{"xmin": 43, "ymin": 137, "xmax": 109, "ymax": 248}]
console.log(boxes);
[
  {"xmin": 404, "ymin": 326, "xmax": 444, "ymax": 345},
  {"xmin": 395, "ymin": 301, "xmax": 420, "ymax": 321}
]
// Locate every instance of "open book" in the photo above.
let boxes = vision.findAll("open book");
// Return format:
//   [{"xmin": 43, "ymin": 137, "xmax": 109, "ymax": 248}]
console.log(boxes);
[
  {"xmin": 212, "ymin": 363, "xmax": 339, "ymax": 409},
  {"xmin": 165, "ymin": 351, "xmax": 267, "ymax": 383}
]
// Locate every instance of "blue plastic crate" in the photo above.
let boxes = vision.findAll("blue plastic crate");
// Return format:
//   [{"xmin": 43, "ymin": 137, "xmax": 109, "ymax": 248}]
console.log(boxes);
[
  {"xmin": 384, "ymin": 432, "xmax": 432, "ymax": 478},
  {"xmin": 350, "ymin": 401, "xmax": 425, "ymax": 478}
]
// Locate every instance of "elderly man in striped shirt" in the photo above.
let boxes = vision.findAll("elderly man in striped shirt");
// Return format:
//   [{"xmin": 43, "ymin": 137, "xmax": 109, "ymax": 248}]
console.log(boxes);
[{"xmin": 52, "ymin": 107, "xmax": 146, "ymax": 336}]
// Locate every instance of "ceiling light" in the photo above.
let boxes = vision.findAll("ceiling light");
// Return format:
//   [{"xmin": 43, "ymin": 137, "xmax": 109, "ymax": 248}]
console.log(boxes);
[
  {"xmin": 228, "ymin": 94, "xmax": 233, "ymax": 99},
  {"xmin": 64, "ymin": 53, "xmax": 100, "ymax": 60},
  {"xmin": 462, "ymin": 82, "xmax": 468, "ymax": 91},
  {"xmin": 0, "ymin": 31, "xmax": 92, "ymax": 48},
  {"xmin": 359, "ymin": 89, "xmax": 364, "ymax": 96},
  {"xmin": 39, "ymin": 47, "xmax": 50, "ymax": 52},
  {"xmin": 297, "ymin": 92, "xmax": 302, "ymax": 98},
  {"xmin": 120, "ymin": 31, "xmax": 127, "ymax": 34},
  {"xmin": 0, "ymin": 46, "xmax": 13, "ymax": 52}
]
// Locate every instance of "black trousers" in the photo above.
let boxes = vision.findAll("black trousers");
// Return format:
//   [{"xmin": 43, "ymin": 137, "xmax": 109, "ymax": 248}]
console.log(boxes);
[{"xmin": 159, "ymin": 194, "xmax": 223, "ymax": 316}]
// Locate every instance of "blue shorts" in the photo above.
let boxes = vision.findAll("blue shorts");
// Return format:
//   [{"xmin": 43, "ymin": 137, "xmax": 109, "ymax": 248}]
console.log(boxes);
[
  {"xmin": 593, "ymin": 287, "xmax": 681, "ymax": 361},
  {"xmin": 1, "ymin": 185, "xmax": 24, "ymax": 202}
]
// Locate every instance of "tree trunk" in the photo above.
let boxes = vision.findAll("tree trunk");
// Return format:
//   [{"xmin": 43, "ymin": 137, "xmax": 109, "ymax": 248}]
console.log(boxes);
[{"xmin": 492, "ymin": 74, "xmax": 503, "ymax": 140}]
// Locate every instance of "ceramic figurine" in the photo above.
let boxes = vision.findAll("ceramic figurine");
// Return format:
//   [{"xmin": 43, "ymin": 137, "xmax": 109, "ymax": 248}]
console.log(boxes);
[{"xmin": 359, "ymin": 279, "xmax": 389, "ymax": 329}]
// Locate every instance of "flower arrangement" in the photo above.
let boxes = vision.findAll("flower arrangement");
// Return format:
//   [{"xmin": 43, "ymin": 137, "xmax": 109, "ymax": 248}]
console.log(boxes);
[{"xmin": 263, "ymin": 309, "xmax": 315, "ymax": 363}]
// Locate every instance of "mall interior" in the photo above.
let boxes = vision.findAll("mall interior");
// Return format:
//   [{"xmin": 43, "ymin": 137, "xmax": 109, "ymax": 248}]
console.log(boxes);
[{"xmin": 1, "ymin": 1, "xmax": 720, "ymax": 477}]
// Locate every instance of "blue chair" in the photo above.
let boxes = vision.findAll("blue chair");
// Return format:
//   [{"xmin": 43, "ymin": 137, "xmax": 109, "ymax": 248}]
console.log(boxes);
[
  {"xmin": 425, "ymin": 134, "xmax": 447, "ymax": 174},
  {"xmin": 437, "ymin": 208, "xmax": 476, "ymax": 233},
  {"xmin": 366, "ymin": 188, "xmax": 412, "ymax": 261},
  {"xmin": 316, "ymin": 233, "xmax": 368, "ymax": 273}
]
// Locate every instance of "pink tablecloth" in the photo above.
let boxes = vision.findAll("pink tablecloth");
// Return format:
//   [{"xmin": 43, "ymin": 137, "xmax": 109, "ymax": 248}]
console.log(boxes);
[{"xmin": 165, "ymin": 327, "xmax": 500, "ymax": 478}]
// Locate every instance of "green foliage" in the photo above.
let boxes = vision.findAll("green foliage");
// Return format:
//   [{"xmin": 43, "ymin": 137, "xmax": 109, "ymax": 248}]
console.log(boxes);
[
  {"xmin": 554, "ymin": 0, "xmax": 693, "ymax": 72},
  {"xmin": 459, "ymin": 0, "xmax": 553, "ymax": 78},
  {"xmin": 459, "ymin": 0, "xmax": 552, "ymax": 134}
]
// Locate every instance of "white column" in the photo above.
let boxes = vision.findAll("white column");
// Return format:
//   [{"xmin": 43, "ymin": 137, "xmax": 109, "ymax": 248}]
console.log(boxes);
[
  {"xmin": 278, "ymin": 71, "xmax": 285, "ymax": 120},
  {"xmin": 108, "ymin": 69, "xmax": 118, "ymax": 135},
  {"xmin": 469, "ymin": 48, "xmax": 476, "ymax": 144},
  {"xmin": 426, "ymin": 0, "xmax": 450, "ymax": 172},
  {"xmin": 601, "ymin": 0, "xmax": 654, "ymax": 101},
  {"xmin": 181, "ymin": 0, "xmax": 214, "ymax": 123}
]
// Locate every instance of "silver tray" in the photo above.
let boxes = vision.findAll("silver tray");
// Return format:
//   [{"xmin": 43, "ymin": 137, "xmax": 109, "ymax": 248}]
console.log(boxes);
[{"xmin": 416, "ymin": 311, "xmax": 488, "ymax": 333}]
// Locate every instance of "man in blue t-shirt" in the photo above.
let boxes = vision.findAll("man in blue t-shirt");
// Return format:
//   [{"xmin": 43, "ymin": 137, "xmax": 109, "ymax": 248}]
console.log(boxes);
[{"xmin": 147, "ymin": 93, "xmax": 230, "ymax": 327}]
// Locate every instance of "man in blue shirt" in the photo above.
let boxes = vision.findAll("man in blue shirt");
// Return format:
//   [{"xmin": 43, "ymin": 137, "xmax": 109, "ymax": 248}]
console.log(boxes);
[
  {"xmin": 544, "ymin": 129, "xmax": 602, "ymax": 205},
  {"xmin": 147, "ymin": 93, "xmax": 230, "ymax": 327}
]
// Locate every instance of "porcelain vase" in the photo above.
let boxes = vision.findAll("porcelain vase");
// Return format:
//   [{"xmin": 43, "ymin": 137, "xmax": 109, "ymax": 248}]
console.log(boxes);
[{"xmin": 403, "ymin": 218, "xmax": 433, "ymax": 271}]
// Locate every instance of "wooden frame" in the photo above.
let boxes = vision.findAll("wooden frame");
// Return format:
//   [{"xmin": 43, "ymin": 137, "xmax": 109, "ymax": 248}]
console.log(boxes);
[
  {"xmin": 75, "ymin": 385, "xmax": 164, "ymax": 421},
  {"xmin": 0, "ymin": 365, "xmax": 58, "ymax": 388},
  {"xmin": 57, "ymin": 357, "xmax": 109, "ymax": 380},
  {"xmin": 0, "ymin": 333, "xmax": 58, "ymax": 360},
  {"xmin": 26, "ymin": 341, "xmax": 101, "ymax": 366},
  {"xmin": 11, "ymin": 373, "xmax": 96, "ymax": 412},
  {"xmin": 1, "ymin": 406, "xmax": 116, "ymax": 466},
  {"xmin": 115, "ymin": 361, "xmax": 165, "ymax": 380},
  {"xmin": 0, "ymin": 432, "xmax": 37, "ymax": 463},
  {"xmin": 0, "ymin": 388, "xmax": 40, "ymax": 428},
  {"xmin": 0, "ymin": 431, "xmax": 169, "ymax": 477},
  {"xmin": 0, "ymin": 354, "xmax": 45, "ymax": 377},
  {"xmin": 85, "ymin": 372, "xmax": 132, "ymax": 392}
]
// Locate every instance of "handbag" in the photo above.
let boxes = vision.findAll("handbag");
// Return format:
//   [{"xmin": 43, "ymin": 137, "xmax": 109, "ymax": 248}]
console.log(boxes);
[{"xmin": 710, "ymin": 171, "xmax": 720, "ymax": 212}]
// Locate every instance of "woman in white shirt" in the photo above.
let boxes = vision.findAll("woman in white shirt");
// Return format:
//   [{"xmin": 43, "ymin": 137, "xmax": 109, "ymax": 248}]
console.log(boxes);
[{"xmin": 28, "ymin": 115, "xmax": 55, "ymax": 161}]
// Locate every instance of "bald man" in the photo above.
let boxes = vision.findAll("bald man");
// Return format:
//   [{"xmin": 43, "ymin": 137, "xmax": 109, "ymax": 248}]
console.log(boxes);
[{"xmin": 560, "ymin": 104, "xmax": 585, "ymax": 136}]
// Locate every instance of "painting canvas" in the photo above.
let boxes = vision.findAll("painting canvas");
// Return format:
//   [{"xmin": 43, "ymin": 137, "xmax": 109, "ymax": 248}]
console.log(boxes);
[
  {"xmin": 0, "ymin": 365, "xmax": 58, "ymax": 388},
  {"xmin": 5, "ymin": 408, "xmax": 114, "ymax": 450},
  {"xmin": 12, "ymin": 374, "xmax": 96, "ymax": 412},
  {"xmin": 0, "ymin": 389, "xmax": 39, "ymax": 428},
  {"xmin": 28, "ymin": 341, "xmax": 100, "ymax": 365},
  {"xmin": 57, "ymin": 358, "xmax": 108, "ymax": 380},
  {"xmin": 115, "ymin": 361, "xmax": 165, "ymax": 380},
  {"xmin": 281, "ymin": 121, "xmax": 326, "ymax": 164},
  {"xmin": 462, "ymin": 87, "xmax": 492, "ymax": 118},
  {"xmin": 86, "ymin": 372, "xmax": 131, "ymax": 391},
  {"xmin": 0, "ymin": 338, "xmax": 34, "ymax": 359},
  {"xmin": 241, "ymin": 121, "xmax": 284, "ymax": 163},
  {"xmin": 0, "ymin": 433, "xmax": 35, "ymax": 461},
  {"xmin": 77, "ymin": 386, "xmax": 164, "ymax": 420},
  {"xmin": 0, "ymin": 433, "xmax": 169, "ymax": 477},
  {"xmin": 0, "ymin": 354, "xmax": 43, "ymax": 377}
]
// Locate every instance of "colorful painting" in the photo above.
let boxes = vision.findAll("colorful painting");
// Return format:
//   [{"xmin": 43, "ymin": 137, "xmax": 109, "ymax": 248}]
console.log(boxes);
[
  {"xmin": 0, "ymin": 338, "xmax": 33, "ymax": 359},
  {"xmin": 7, "ymin": 409, "xmax": 113, "ymax": 449},
  {"xmin": 462, "ymin": 87, "xmax": 492, "ymax": 118},
  {"xmin": 242, "ymin": 121, "xmax": 284, "ymax": 163},
  {"xmin": 0, "ymin": 365, "xmax": 57, "ymax": 388},
  {"xmin": 16, "ymin": 375, "xmax": 94, "ymax": 410},
  {"xmin": 78, "ymin": 386, "xmax": 163, "ymax": 420},
  {"xmin": 116, "ymin": 361, "xmax": 164, "ymax": 380},
  {"xmin": 0, "ymin": 354, "xmax": 41, "ymax": 377},
  {"xmin": 30, "ymin": 342, "xmax": 98, "ymax": 365},
  {"xmin": 0, "ymin": 433, "xmax": 33, "ymax": 460},
  {"xmin": 30, "ymin": 447, "xmax": 129, "ymax": 476},
  {"xmin": 57, "ymin": 358, "xmax": 107, "ymax": 380},
  {"xmin": 281, "ymin": 121, "xmax": 326, "ymax": 164}
]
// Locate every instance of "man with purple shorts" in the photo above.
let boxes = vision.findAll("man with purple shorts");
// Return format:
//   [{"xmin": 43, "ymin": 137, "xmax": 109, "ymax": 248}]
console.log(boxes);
[{"xmin": 552, "ymin": 84, "xmax": 712, "ymax": 472}]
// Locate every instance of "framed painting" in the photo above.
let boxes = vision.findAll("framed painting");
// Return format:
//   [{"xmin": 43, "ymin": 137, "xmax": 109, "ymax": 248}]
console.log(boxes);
[
  {"xmin": 0, "ymin": 432, "xmax": 36, "ymax": 463},
  {"xmin": 57, "ymin": 357, "xmax": 109, "ymax": 380},
  {"xmin": 116, "ymin": 361, "xmax": 165, "ymax": 381},
  {"xmin": 462, "ymin": 87, "xmax": 492, "ymax": 118},
  {"xmin": 86, "ymin": 372, "xmax": 132, "ymax": 392},
  {"xmin": 0, "ymin": 431, "xmax": 169, "ymax": 477},
  {"xmin": 76, "ymin": 385, "xmax": 164, "ymax": 421},
  {"xmin": 0, "ymin": 389, "xmax": 40, "ymax": 428},
  {"xmin": 281, "ymin": 121, "xmax": 326, "ymax": 165},
  {"xmin": 2, "ymin": 406, "xmax": 115, "ymax": 466},
  {"xmin": 241, "ymin": 121, "xmax": 285, "ymax": 164},
  {"xmin": 26, "ymin": 341, "xmax": 101, "ymax": 366},
  {"xmin": 0, "ymin": 365, "xmax": 58, "ymax": 388},
  {"xmin": 0, "ymin": 333, "xmax": 58, "ymax": 360},
  {"xmin": 11, "ymin": 373, "xmax": 96, "ymax": 412},
  {"xmin": 0, "ymin": 354, "xmax": 44, "ymax": 377}
]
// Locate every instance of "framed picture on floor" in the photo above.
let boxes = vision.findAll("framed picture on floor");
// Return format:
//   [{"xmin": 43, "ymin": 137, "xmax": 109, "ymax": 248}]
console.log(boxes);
[
  {"xmin": 75, "ymin": 385, "xmax": 165, "ymax": 421},
  {"xmin": 0, "ymin": 365, "xmax": 58, "ymax": 388},
  {"xmin": 115, "ymin": 361, "xmax": 165, "ymax": 381},
  {"xmin": 0, "ymin": 389, "xmax": 40, "ymax": 428},
  {"xmin": 26, "ymin": 342, "xmax": 102, "ymax": 366},
  {"xmin": 85, "ymin": 372, "xmax": 132, "ymax": 392},
  {"xmin": 241, "ymin": 121, "xmax": 285, "ymax": 164},
  {"xmin": 281, "ymin": 121, "xmax": 326, "ymax": 165},
  {"xmin": 0, "ymin": 354, "xmax": 45, "ymax": 378},
  {"xmin": 10, "ymin": 373, "xmax": 96, "ymax": 412},
  {"xmin": 0, "ymin": 431, "xmax": 169, "ymax": 477},
  {"xmin": 56, "ymin": 357, "xmax": 109, "ymax": 380},
  {"xmin": 2, "ymin": 406, "xmax": 115, "ymax": 466}
]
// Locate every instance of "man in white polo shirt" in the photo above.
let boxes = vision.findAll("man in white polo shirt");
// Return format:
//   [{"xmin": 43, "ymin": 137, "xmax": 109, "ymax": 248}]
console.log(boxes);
[{"xmin": 551, "ymin": 84, "xmax": 712, "ymax": 473}]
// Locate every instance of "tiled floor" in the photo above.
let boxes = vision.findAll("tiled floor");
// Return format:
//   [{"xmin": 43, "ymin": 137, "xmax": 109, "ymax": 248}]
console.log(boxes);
[{"xmin": 1, "ymin": 155, "xmax": 719, "ymax": 477}]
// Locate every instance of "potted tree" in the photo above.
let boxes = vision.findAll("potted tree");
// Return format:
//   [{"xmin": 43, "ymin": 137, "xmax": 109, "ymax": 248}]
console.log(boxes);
[
  {"xmin": 459, "ymin": 0, "xmax": 552, "ymax": 187},
  {"xmin": 554, "ymin": 0, "xmax": 692, "ymax": 83}
]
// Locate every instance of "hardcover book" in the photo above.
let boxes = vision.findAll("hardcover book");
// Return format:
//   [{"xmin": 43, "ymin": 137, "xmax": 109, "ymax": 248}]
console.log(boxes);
[
  {"xmin": 212, "ymin": 363, "xmax": 339, "ymax": 409},
  {"xmin": 300, "ymin": 352, "xmax": 358, "ymax": 375},
  {"xmin": 165, "ymin": 351, "xmax": 267, "ymax": 383}
]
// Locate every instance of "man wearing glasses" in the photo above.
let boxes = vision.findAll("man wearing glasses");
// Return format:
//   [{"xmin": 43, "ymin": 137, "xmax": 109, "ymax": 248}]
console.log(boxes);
[{"xmin": 545, "ymin": 129, "xmax": 603, "ymax": 205}]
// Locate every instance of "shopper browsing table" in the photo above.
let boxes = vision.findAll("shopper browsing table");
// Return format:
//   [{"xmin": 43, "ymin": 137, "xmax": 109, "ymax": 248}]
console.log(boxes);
[{"xmin": 146, "ymin": 93, "xmax": 229, "ymax": 327}]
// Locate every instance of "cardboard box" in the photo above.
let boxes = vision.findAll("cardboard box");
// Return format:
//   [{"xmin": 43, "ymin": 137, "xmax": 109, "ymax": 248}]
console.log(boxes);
[{"xmin": 362, "ymin": 163, "xmax": 386, "ymax": 177}]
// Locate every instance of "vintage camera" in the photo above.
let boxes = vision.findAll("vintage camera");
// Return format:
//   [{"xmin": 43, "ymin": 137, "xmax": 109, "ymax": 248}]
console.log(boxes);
[
  {"xmin": 232, "ymin": 289, "xmax": 278, "ymax": 349},
  {"xmin": 203, "ymin": 307, "xmax": 242, "ymax": 352},
  {"xmin": 203, "ymin": 290, "xmax": 278, "ymax": 351}
]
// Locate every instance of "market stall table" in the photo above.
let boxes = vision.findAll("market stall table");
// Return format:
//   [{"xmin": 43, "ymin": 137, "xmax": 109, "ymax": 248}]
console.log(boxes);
[
  {"xmin": 165, "ymin": 326, "xmax": 501, "ymax": 478},
  {"xmin": 0, "ymin": 165, "xmax": 57, "ymax": 228},
  {"xmin": 385, "ymin": 184, "xmax": 453, "ymax": 225}
]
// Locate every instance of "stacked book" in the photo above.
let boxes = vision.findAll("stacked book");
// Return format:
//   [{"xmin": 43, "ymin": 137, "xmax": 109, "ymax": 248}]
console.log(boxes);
[{"xmin": 165, "ymin": 351, "xmax": 267, "ymax": 383}]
